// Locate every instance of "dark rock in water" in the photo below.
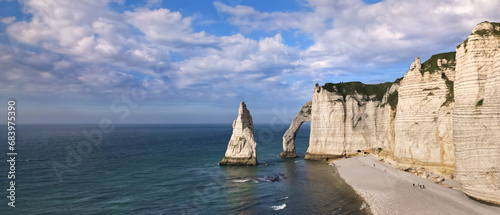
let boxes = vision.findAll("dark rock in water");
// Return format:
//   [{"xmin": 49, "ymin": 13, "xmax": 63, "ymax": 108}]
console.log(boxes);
[
  {"xmin": 220, "ymin": 157, "xmax": 257, "ymax": 166},
  {"xmin": 251, "ymin": 174, "xmax": 286, "ymax": 183}
]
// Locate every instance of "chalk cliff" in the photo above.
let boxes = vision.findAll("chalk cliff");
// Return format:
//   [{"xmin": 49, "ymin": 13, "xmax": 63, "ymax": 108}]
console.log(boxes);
[
  {"xmin": 220, "ymin": 102, "xmax": 258, "ymax": 166},
  {"xmin": 454, "ymin": 21, "xmax": 500, "ymax": 204},
  {"xmin": 281, "ymin": 20, "xmax": 500, "ymax": 205},
  {"xmin": 391, "ymin": 53, "xmax": 456, "ymax": 178},
  {"xmin": 306, "ymin": 81, "xmax": 399, "ymax": 160},
  {"xmin": 281, "ymin": 101, "xmax": 312, "ymax": 158}
]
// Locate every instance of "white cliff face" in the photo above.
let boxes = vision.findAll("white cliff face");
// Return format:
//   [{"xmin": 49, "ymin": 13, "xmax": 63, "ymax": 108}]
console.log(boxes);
[
  {"xmin": 392, "ymin": 55, "xmax": 456, "ymax": 178},
  {"xmin": 307, "ymin": 84, "xmax": 346, "ymax": 159},
  {"xmin": 288, "ymin": 21, "xmax": 500, "ymax": 205},
  {"xmin": 344, "ymin": 94, "xmax": 392, "ymax": 155},
  {"xmin": 220, "ymin": 102, "xmax": 258, "ymax": 166},
  {"xmin": 307, "ymin": 82, "xmax": 398, "ymax": 160},
  {"xmin": 281, "ymin": 101, "xmax": 312, "ymax": 158},
  {"xmin": 454, "ymin": 21, "xmax": 500, "ymax": 204}
]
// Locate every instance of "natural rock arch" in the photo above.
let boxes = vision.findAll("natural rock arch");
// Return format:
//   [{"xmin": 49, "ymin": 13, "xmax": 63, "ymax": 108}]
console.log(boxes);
[{"xmin": 280, "ymin": 101, "xmax": 312, "ymax": 158}]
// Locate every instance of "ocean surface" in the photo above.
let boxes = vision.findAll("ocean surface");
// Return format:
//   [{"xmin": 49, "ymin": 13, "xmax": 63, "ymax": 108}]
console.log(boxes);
[{"xmin": 1, "ymin": 124, "xmax": 369, "ymax": 214}]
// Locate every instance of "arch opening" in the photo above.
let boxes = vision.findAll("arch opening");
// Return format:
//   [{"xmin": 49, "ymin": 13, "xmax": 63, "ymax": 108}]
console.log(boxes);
[{"xmin": 280, "ymin": 101, "xmax": 312, "ymax": 158}]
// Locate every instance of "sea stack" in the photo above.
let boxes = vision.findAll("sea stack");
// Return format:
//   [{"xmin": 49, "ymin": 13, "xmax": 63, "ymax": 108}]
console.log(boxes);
[{"xmin": 219, "ymin": 102, "xmax": 258, "ymax": 166}]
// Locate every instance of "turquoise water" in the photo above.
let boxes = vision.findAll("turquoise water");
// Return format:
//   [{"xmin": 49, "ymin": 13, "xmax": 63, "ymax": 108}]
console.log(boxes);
[{"xmin": 1, "ymin": 124, "xmax": 368, "ymax": 214}]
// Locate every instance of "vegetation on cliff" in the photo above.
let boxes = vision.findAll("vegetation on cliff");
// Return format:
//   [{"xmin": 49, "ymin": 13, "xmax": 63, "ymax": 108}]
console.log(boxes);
[
  {"xmin": 471, "ymin": 21, "xmax": 500, "ymax": 37},
  {"xmin": 441, "ymin": 73, "xmax": 454, "ymax": 107},
  {"xmin": 322, "ymin": 81, "xmax": 393, "ymax": 102},
  {"xmin": 388, "ymin": 90, "xmax": 398, "ymax": 111},
  {"xmin": 421, "ymin": 52, "xmax": 456, "ymax": 75},
  {"xmin": 476, "ymin": 99, "xmax": 484, "ymax": 107}
]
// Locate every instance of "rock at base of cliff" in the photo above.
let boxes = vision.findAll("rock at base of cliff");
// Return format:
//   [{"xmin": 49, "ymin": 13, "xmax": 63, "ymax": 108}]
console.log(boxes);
[
  {"xmin": 304, "ymin": 152, "xmax": 345, "ymax": 161},
  {"xmin": 279, "ymin": 151, "xmax": 299, "ymax": 158},
  {"xmin": 219, "ymin": 157, "xmax": 257, "ymax": 166}
]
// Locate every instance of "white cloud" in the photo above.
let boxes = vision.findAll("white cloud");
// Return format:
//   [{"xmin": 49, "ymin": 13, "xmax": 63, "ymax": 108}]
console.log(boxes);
[
  {"xmin": 172, "ymin": 33, "xmax": 297, "ymax": 91},
  {"xmin": 1, "ymin": 0, "xmax": 306, "ymax": 106},
  {"xmin": 0, "ymin": 16, "xmax": 16, "ymax": 24},
  {"xmin": 216, "ymin": 0, "xmax": 500, "ymax": 77},
  {"xmin": 2, "ymin": 0, "xmax": 500, "ymax": 123},
  {"xmin": 125, "ymin": 7, "xmax": 219, "ymax": 50}
]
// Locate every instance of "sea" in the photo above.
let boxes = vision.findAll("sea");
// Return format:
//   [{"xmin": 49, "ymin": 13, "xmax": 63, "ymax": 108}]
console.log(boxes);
[{"xmin": 1, "ymin": 124, "xmax": 369, "ymax": 215}]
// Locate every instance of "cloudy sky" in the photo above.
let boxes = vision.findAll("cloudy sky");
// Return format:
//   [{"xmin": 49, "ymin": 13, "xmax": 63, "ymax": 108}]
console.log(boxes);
[{"xmin": 1, "ymin": 0, "xmax": 499, "ymax": 124}]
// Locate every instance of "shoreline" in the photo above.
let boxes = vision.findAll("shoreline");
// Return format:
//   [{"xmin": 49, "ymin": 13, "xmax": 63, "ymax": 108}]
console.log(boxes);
[{"xmin": 332, "ymin": 155, "xmax": 500, "ymax": 215}]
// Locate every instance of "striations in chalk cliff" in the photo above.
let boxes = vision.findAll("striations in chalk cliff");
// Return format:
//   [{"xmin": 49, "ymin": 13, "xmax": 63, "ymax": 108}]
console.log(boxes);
[
  {"xmin": 306, "ymin": 81, "xmax": 399, "ymax": 161},
  {"xmin": 220, "ymin": 102, "xmax": 258, "ymax": 166},
  {"xmin": 282, "ymin": 21, "xmax": 500, "ymax": 205},
  {"xmin": 454, "ymin": 21, "xmax": 500, "ymax": 204},
  {"xmin": 388, "ymin": 52, "xmax": 457, "ymax": 178}
]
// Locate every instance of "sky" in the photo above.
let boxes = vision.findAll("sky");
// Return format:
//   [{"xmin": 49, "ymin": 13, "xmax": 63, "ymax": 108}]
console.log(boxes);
[{"xmin": 1, "ymin": 0, "xmax": 499, "ymax": 124}]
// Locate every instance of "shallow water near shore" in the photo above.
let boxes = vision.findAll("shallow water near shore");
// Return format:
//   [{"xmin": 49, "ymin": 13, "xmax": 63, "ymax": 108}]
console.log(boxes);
[{"xmin": 0, "ymin": 124, "xmax": 368, "ymax": 214}]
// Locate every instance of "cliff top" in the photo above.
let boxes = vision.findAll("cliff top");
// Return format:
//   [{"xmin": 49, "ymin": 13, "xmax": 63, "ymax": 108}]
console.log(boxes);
[
  {"xmin": 420, "ymin": 52, "xmax": 456, "ymax": 75},
  {"xmin": 321, "ymin": 81, "xmax": 393, "ymax": 101},
  {"xmin": 471, "ymin": 21, "xmax": 500, "ymax": 37}
]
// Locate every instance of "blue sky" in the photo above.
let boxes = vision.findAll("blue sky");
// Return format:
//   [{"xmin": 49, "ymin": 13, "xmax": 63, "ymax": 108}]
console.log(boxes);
[{"xmin": 1, "ymin": 0, "xmax": 499, "ymax": 124}]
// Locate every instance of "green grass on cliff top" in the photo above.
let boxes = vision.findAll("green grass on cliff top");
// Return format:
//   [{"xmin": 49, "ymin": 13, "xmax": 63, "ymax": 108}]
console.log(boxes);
[
  {"xmin": 420, "ymin": 52, "xmax": 456, "ymax": 75},
  {"xmin": 472, "ymin": 21, "xmax": 500, "ymax": 37},
  {"xmin": 321, "ymin": 81, "xmax": 393, "ymax": 102},
  {"xmin": 458, "ymin": 22, "xmax": 500, "ymax": 49}
]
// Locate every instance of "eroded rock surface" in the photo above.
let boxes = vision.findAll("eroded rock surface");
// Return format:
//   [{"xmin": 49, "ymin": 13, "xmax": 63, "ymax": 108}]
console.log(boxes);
[
  {"xmin": 281, "ymin": 21, "xmax": 500, "ymax": 205},
  {"xmin": 306, "ymin": 81, "xmax": 399, "ymax": 160},
  {"xmin": 220, "ymin": 102, "xmax": 258, "ymax": 166},
  {"xmin": 454, "ymin": 21, "xmax": 500, "ymax": 204},
  {"xmin": 280, "ymin": 101, "xmax": 312, "ymax": 158},
  {"xmin": 391, "ymin": 54, "xmax": 456, "ymax": 178}
]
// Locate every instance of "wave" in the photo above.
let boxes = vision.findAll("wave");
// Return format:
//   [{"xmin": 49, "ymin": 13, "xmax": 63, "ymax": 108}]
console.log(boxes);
[
  {"xmin": 233, "ymin": 174, "xmax": 285, "ymax": 183},
  {"xmin": 232, "ymin": 179, "xmax": 251, "ymax": 183},
  {"xmin": 271, "ymin": 203, "xmax": 286, "ymax": 211},
  {"xmin": 257, "ymin": 177, "xmax": 272, "ymax": 182}
]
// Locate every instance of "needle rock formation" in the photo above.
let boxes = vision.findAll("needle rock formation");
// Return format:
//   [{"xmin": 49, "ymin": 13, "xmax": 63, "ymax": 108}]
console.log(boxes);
[{"xmin": 220, "ymin": 102, "xmax": 258, "ymax": 166}]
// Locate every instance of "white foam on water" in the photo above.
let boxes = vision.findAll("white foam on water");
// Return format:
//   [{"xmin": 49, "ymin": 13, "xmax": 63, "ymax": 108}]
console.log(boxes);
[
  {"xmin": 271, "ymin": 203, "xmax": 286, "ymax": 211},
  {"xmin": 232, "ymin": 179, "xmax": 250, "ymax": 183}
]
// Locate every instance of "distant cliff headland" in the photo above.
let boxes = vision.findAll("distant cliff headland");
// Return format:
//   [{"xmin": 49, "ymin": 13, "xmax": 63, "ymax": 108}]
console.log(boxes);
[{"xmin": 281, "ymin": 21, "xmax": 500, "ymax": 205}]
